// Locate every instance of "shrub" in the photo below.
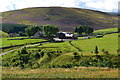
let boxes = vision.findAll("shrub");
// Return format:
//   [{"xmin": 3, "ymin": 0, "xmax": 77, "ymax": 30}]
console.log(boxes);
[
  {"xmin": 101, "ymin": 49, "xmax": 105, "ymax": 53},
  {"xmin": 80, "ymin": 60, "xmax": 90, "ymax": 67},
  {"xmin": 47, "ymin": 52, "xmax": 52, "ymax": 57},
  {"xmin": 94, "ymin": 46, "xmax": 99, "ymax": 54},
  {"xmin": 40, "ymin": 51, "xmax": 44, "ymax": 57},
  {"xmin": 38, "ymin": 49, "xmax": 41, "ymax": 52},
  {"xmin": 20, "ymin": 48, "xmax": 28, "ymax": 54},
  {"xmin": 19, "ymin": 61, "xmax": 25, "ymax": 69},
  {"xmin": 34, "ymin": 52, "xmax": 40, "ymax": 59},
  {"xmin": 104, "ymin": 51, "xmax": 109, "ymax": 55},
  {"xmin": 31, "ymin": 62, "xmax": 39, "ymax": 69},
  {"xmin": 91, "ymin": 51, "xmax": 93, "ymax": 53},
  {"xmin": 73, "ymin": 52, "xmax": 81, "ymax": 60},
  {"xmin": 117, "ymin": 49, "xmax": 120, "ymax": 55}
]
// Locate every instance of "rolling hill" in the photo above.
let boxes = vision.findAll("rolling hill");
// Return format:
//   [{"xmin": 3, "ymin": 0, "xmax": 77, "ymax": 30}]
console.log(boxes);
[{"xmin": 1, "ymin": 7, "xmax": 118, "ymax": 31}]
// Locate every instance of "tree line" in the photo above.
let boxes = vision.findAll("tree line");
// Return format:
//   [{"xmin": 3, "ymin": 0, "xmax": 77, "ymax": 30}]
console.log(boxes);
[
  {"xmin": 2, "ymin": 23, "xmax": 94, "ymax": 39},
  {"xmin": 75, "ymin": 25, "xmax": 94, "ymax": 35},
  {"xmin": 1, "ymin": 23, "xmax": 29, "ymax": 33},
  {"xmin": 24, "ymin": 24, "xmax": 59, "ymax": 39}
]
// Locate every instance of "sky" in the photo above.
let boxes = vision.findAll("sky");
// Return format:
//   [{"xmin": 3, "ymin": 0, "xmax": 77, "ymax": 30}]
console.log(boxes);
[{"xmin": 0, "ymin": 0, "xmax": 119, "ymax": 12}]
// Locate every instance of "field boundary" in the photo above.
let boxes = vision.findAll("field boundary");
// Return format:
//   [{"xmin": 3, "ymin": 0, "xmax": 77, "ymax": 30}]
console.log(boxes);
[
  {"xmin": 68, "ymin": 41, "xmax": 82, "ymax": 52},
  {"xmin": 1, "ymin": 41, "xmax": 48, "ymax": 50}
]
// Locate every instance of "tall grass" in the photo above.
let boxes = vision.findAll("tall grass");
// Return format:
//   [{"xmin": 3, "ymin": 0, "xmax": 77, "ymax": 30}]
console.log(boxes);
[{"xmin": 2, "ymin": 67, "xmax": 118, "ymax": 78}]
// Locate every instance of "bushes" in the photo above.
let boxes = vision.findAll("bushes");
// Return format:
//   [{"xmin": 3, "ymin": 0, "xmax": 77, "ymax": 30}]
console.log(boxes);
[
  {"xmin": 31, "ymin": 62, "xmax": 40, "ymax": 69},
  {"xmin": 34, "ymin": 52, "xmax": 41, "ymax": 59},
  {"xmin": 117, "ymin": 49, "xmax": 120, "ymax": 55},
  {"xmin": 79, "ymin": 55, "xmax": 118, "ymax": 68},
  {"xmin": 80, "ymin": 59, "xmax": 90, "ymax": 67},
  {"xmin": 3, "ymin": 48, "xmax": 64, "ymax": 69},
  {"xmin": 3, "ymin": 47, "xmax": 119, "ymax": 69},
  {"xmin": 94, "ymin": 46, "xmax": 99, "ymax": 55},
  {"xmin": 73, "ymin": 52, "xmax": 81, "ymax": 60},
  {"xmin": 101, "ymin": 49, "xmax": 110, "ymax": 55}
]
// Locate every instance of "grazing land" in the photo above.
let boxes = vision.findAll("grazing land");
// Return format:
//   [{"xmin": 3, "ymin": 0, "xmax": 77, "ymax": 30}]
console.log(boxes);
[
  {"xmin": 93, "ymin": 28, "xmax": 118, "ymax": 35},
  {"xmin": 39, "ymin": 33, "xmax": 118, "ymax": 55},
  {"xmin": 94, "ymin": 28, "xmax": 117, "ymax": 33},
  {"xmin": 1, "ymin": 37, "xmax": 46, "ymax": 47},
  {"xmin": 2, "ymin": 32, "xmax": 119, "ymax": 78},
  {"xmin": 71, "ymin": 33, "xmax": 118, "ymax": 55}
]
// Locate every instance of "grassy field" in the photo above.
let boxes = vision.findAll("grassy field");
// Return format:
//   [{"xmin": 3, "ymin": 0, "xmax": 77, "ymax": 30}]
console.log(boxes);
[
  {"xmin": 39, "ymin": 41, "xmax": 79, "ymax": 52},
  {"xmin": 2, "ymin": 67, "xmax": 118, "ymax": 78},
  {"xmin": 1, "ymin": 31, "xmax": 119, "ymax": 78},
  {"xmin": 0, "ymin": 37, "xmax": 46, "ymax": 47},
  {"xmin": 71, "ymin": 33, "xmax": 118, "ymax": 55},
  {"xmin": 39, "ymin": 33, "xmax": 118, "ymax": 55},
  {"xmin": 93, "ymin": 28, "xmax": 118, "ymax": 35},
  {"xmin": 94, "ymin": 28, "xmax": 117, "ymax": 33}
]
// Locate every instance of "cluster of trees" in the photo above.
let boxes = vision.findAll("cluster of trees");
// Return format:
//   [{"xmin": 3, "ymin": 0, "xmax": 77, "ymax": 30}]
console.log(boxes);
[
  {"xmin": 24, "ymin": 25, "xmax": 94, "ymax": 39},
  {"xmin": 1, "ymin": 23, "xmax": 59, "ymax": 39},
  {"xmin": 24, "ymin": 24, "xmax": 59, "ymax": 39},
  {"xmin": 1, "ymin": 23, "xmax": 29, "ymax": 33},
  {"xmin": 25, "ymin": 25, "xmax": 42, "ymax": 37},
  {"xmin": 43, "ymin": 24, "xmax": 59, "ymax": 39},
  {"xmin": 2, "ymin": 23, "xmax": 94, "ymax": 39},
  {"xmin": 74, "ymin": 25, "xmax": 94, "ymax": 35}
]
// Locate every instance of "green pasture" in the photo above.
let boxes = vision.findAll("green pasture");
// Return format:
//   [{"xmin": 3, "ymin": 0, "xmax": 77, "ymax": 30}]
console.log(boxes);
[
  {"xmin": 94, "ymin": 28, "xmax": 117, "ymax": 32},
  {"xmin": 37, "ymin": 33, "xmax": 118, "ymax": 55},
  {"xmin": 0, "ymin": 37, "xmax": 46, "ymax": 47},
  {"xmin": 94, "ymin": 28, "xmax": 118, "ymax": 34},
  {"xmin": 72, "ymin": 33, "xmax": 118, "ymax": 55},
  {"xmin": 39, "ymin": 41, "xmax": 79, "ymax": 52}
]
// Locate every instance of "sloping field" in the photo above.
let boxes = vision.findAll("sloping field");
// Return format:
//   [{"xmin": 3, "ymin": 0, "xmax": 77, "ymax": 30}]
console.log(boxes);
[{"xmin": 71, "ymin": 33, "xmax": 118, "ymax": 55}]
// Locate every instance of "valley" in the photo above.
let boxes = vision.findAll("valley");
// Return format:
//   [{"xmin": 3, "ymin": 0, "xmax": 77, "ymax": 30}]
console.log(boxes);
[{"xmin": 0, "ymin": 7, "xmax": 119, "ymax": 78}]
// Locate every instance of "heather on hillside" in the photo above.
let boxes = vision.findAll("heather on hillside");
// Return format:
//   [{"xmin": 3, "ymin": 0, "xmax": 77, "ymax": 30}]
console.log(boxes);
[{"xmin": 1, "ymin": 7, "xmax": 118, "ymax": 31}]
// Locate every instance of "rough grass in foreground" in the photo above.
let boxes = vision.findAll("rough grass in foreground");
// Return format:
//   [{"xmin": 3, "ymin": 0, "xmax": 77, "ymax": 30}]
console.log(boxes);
[{"xmin": 2, "ymin": 67, "xmax": 118, "ymax": 78}]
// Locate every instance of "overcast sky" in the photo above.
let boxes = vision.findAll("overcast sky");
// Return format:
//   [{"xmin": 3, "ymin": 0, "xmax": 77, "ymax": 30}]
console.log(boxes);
[{"xmin": 0, "ymin": 0, "xmax": 119, "ymax": 12}]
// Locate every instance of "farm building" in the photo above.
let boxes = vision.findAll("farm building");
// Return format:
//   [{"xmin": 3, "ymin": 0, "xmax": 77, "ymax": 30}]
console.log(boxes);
[
  {"xmin": 58, "ymin": 32, "xmax": 78, "ymax": 39},
  {"xmin": 33, "ymin": 31, "xmax": 44, "ymax": 38},
  {"xmin": 96, "ymin": 35, "xmax": 104, "ymax": 38},
  {"xmin": 9, "ymin": 33, "xmax": 19, "ymax": 37}
]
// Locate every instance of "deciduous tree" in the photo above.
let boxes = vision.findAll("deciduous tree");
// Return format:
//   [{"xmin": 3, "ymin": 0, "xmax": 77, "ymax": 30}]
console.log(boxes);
[{"xmin": 43, "ymin": 24, "xmax": 59, "ymax": 40}]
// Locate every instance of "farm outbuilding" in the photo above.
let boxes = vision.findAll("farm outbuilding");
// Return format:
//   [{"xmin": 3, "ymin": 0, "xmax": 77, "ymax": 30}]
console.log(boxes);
[
  {"xmin": 96, "ymin": 35, "xmax": 104, "ymax": 38},
  {"xmin": 33, "ymin": 31, "xmax": 44, "ymax": 38},
  {"xmin": 9, "ymin": 33, "xmax": 19, "ymax": 37},
  {"xmin": 58, "ymin": 32, "xmax": 78, "ymax": 39}
]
